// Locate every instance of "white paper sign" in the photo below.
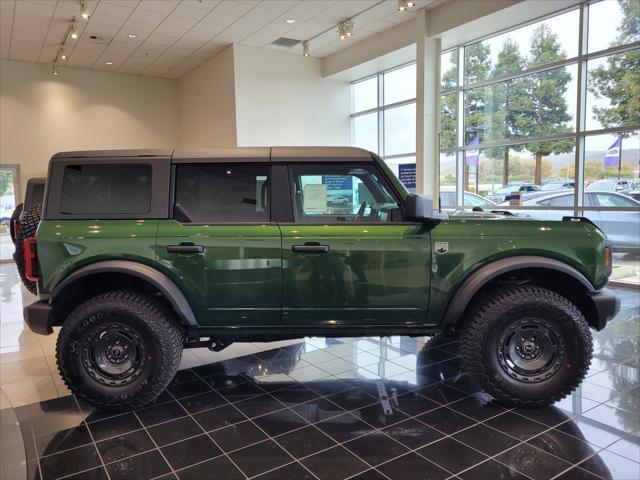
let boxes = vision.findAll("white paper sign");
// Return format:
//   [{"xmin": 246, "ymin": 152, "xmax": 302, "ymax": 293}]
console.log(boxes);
[{"xmin": 303, "ymin": 184, "xmax": 328, "ymax": 213}]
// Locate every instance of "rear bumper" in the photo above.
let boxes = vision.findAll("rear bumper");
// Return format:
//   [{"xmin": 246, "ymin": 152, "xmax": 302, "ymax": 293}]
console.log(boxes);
[
  {"xmin": 23, "ymin": 300, "xmax": 54, "ymax": 335},
  {"xmin": 587, "ymin": 288, "xmax": 620, "ymax": 331}
]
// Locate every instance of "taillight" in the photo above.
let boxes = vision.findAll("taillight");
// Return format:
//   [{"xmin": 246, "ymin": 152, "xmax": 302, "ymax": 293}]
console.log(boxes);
[
  {"xmin": 604, "ymin": 246, "xmax": 612, "ymax": 277},
  {"xmin": 23, "ymin": 237, "xmax": 38, "ymax": 282}
]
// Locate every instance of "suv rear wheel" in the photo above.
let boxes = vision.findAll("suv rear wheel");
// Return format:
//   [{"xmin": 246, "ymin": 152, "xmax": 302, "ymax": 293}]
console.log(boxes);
[
  {"xmin": 460, "ymin": 285, "xmax": 592, "ymax": 408},
  {"xmin": 56, "ymin": 291, "xmax": 184, "ymax": 410}
]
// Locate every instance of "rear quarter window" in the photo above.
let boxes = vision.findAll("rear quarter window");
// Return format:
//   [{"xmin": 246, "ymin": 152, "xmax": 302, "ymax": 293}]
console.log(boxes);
[{"xmin": 60, "ymin": 164, "xmax": 152, "ymax": 214}]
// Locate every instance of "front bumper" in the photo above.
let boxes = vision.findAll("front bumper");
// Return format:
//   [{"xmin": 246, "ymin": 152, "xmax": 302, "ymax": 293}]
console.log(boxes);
[
  {"xmin": 587, "ymin": 288, "xmax": 620, "ymax": 331},
  {"xmin": 24, "ymin": 300, "xmax": 54, "ymax": 335}
]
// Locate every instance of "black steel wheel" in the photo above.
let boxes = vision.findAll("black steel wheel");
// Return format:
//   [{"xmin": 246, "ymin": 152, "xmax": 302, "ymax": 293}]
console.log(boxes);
[
  {"xmin": 82, "ymin": 321, "xmax": 148, "ymax": 387},
  {"xmin": 496, "ymin": 318, "xmax": 565, "ymax": 383},
  {"xmin": 57, "ymin": 291, "xmax": 184, "ymax": 410},
  {"xmin": 460, "ymin": 286, "xmax": 592, "ymax": 408}
]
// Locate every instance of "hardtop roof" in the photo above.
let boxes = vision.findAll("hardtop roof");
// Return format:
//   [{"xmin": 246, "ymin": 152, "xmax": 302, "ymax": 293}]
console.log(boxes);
[{"xmin": 51, "ymin": 146, "xmax": 373, "ymax": 162}]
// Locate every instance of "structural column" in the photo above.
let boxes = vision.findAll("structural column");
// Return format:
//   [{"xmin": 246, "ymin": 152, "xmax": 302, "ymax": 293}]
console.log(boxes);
[{"xmin": 415, "ymin": 9, "xmax": 440, "ymax": 205}]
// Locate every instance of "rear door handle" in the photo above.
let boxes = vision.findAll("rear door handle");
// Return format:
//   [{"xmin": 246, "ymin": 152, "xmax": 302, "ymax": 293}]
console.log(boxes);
[
  {"xmin": 292, "ymin": 243, "xmax": 330, "ymax": 253},
  {"xmin": 167, "ymin": 244, "xmax": 204, "ymax": 254}
]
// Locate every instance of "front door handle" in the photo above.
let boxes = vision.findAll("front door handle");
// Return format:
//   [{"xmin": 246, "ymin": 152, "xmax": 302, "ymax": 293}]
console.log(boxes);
[
  {"xmin": 292, "ymin": 243, "xmax": 330, "ymax": 253},
  {"xmin": 167, "ymin": 243, "xmax": 204, "ymax": 254}
]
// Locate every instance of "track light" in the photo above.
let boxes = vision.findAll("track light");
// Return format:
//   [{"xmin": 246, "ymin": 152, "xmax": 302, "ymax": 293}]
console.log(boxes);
[
  {"xmin": 52, "ymin": 62, "xmax": 59, "ymax": 76},
  {"xmin": 59, "ymin": 49, "xmax": 67, "ymax": 60},
  {"xmin": 80, "ymin": 0, "xmax": 90, "ymax": 20},
  {"xmin": 302, "ymin": 40, "xmax": 310, "ymax": 57},
  {"xmin": 398, "ymin": 0, "xmax": 415, "ymax": 11},
  {"xmin": 338, "ymin": 20, "xmax": 353, "ymax": 40},
  {"xmin": 70, "ymin": 19, "xmax": 79, "ymax": 39}
]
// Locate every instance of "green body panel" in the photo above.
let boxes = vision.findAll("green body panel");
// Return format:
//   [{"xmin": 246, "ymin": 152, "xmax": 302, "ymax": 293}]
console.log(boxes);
[
  {"xmin": 36, "ymin": 213, "xmax": 609, "ymax": 331},
  {"xmin": 280, "ymin": 224, "xmax": 430, "ymax": 326},
  {"xmin": 37, "ymin": 219, "xmax": 159, "ymax": 295},
  {"xmin": 427, "ymin": 213, "xmax": 610, "ymax": 325},
  {"xmin": 155, "ymin": 220, "xmax": 282, "ymax": 326}
]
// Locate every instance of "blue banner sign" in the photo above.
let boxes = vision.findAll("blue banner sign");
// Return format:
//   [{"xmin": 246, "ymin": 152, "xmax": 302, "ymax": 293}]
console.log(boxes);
[{"xmin": 398, "ymin": 164, "xmax": 416, "ymax": 189}]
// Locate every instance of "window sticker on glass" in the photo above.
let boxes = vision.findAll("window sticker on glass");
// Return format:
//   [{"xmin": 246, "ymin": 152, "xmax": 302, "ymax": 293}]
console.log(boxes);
[{"xmin": 303, "ymin": 184, "xmax": 328, "ymax": 213}]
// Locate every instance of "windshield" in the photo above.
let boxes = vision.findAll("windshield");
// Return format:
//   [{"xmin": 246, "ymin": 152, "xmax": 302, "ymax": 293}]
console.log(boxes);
[
  {"xmin": 586, "ymin": 180, "xmax": 614, "ymax": 190},
  {"xmin": 493, "ymin": 185, "xmax": 515, "ymax": 195},
  {"xmin": 541, "ymin": 182, "xmax": 563, "ymax": 190}
]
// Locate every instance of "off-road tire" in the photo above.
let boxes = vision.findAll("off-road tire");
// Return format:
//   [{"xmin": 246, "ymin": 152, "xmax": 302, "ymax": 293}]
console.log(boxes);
[
  {"xmin": 9, "ymin": 203, "xmax": 23, "ymax": 244},
  {"xmin": 56, "ymin": 291, "xmax": 184, "ymax": 410},
  {"xmin": 14, "ymin": 204, "xmax": 41, "ymax": 295},
  {"xmin": 460, "ymin": 285, "xmax": 592, "ymax": 408}
]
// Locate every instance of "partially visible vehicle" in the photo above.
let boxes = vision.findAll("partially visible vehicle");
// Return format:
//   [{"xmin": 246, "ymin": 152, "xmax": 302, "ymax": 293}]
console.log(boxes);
[
  {"xmin": 629, "ymin": 180, "xmax": 640, "ymax": 201},
  {"xmin": 515, "ymin": 190, "xmax": 640, "ymax": 252},
  {"xmin": 11, "ymin": 177, "xmax": 46, "ymax": 294},
  {"xmin": 586, "ymin": 178, "xmax": 632, "ymax": 194},
  {"xmin": 487, "ymin": 183, "xmax": 540, "ymax": 203},
  {"xmin": 440, "ymin": 191, "xmax": 496, "ymax": 209}
]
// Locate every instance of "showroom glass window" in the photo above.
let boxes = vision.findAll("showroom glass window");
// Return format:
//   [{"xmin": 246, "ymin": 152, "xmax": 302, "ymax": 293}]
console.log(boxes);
[
  {"xmin": 351, "ymin": 63, "xmax": 417, "ymax": 191},
  {"xmin": 174, "ymin": 164, "xmax": 269, "ymax": 223},
  {"xmin": 439, "ymin": 0, "xmax": 639, "ymax": 286}
]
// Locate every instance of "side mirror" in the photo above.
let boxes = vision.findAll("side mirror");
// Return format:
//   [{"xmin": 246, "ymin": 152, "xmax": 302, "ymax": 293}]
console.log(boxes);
[{"xmin": 405, "ymin": 193, "xmax": 435, "ymax": 221}]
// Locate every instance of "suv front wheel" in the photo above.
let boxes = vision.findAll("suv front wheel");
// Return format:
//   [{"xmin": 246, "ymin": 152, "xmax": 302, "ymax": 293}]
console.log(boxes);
[
  {"xmin": 56, "ymin": 291, "xmax": 184, "ymax": 410},
  {"xmin": 460, "ymin": 285, "xmax": 592, "ymax": 408}
]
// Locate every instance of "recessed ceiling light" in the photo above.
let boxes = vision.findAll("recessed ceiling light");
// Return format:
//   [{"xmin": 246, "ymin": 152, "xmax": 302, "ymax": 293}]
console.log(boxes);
[
  {"xmin": 106, "ymin": 61, "xmax": 113, "ymax": 65},
  {"xmin": 127, "ymin": 33, "xmax": 137, "ymax": 38},
  {"xmin": 285, "ymin": 19, "xmax": 295, "ymax": 24}
]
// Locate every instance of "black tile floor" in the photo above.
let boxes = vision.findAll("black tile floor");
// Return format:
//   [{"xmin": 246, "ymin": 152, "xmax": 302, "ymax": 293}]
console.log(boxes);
[{"xmin": 3, "ymin": 288, "xmax": 639, "ymax": 480}]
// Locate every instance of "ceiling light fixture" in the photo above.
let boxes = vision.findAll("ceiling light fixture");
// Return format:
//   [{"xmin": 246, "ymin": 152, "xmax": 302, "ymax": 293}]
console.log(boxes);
[
  {"xmin": 106, "ymin": 61, "xmax": 113, "ymax": 65},
  {"xmin": 302, "ymin": 40, "xmax": 310, "ymax": 57},
  {"xmin": 52, "ymin": 62, "xmax": 59, "ymax": 75},
  {"xmin": 398, "ymin": 0, "xmax": 415, "ymax": 10},
  {"xmin": 127, "ymin": 33, "xmax": 137, "ymax": 38},
  {"xmin": 338, "ymin": 20, "xmax": 353, "ymax": 39},
  {"xmin": 80, "ymin": 0, "xmax": 90, "ymax": 20},
  {"xmin": 59, "ymin": 49, "xmax": 67, "ymax": 60},
  {"xmin": 285, "ymin": 18, "xmax": 295, "ymax": 24},
  {"xmin": 70, "ymin": 19, "xmax": 79, "ymax": 39}
]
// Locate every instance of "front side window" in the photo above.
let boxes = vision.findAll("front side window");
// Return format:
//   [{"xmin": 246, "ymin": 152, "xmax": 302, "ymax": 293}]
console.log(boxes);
[
  {"xmin": 174, "ymin": 164, "xmax": 269, "ymax": 223},
  {"xmin": 60, "ymin": 164, "xmax": 151, "ymax": 214},
  {"xmin": 289, "ymin": 164, "xmax": 402, "ymax": 224}
]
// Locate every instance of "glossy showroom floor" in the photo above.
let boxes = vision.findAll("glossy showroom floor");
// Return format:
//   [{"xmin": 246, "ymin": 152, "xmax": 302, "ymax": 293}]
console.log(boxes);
[{"xmin": 1, "ymin": 264, "xmax": 639, "ymax": 480}]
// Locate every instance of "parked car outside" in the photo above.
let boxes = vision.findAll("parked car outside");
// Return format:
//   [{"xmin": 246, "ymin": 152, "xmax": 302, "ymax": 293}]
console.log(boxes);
[
  {"xmin": 514, "ymin": 191, "xmax": 640, "ymax": 252},
  {"xmin": 440, "ymin": 191, "xmax": 497, "ymax": 209},
  {"xmin": 586, "ymin": 178, "xmax": 632, "ymax": 194},
  {"xmin": 517, "ymin": 180, "xmax": 575, "ymax": 202},
  {"xmin": 487, "ymin": 183, "xmax": 540, "ymax": 203}
]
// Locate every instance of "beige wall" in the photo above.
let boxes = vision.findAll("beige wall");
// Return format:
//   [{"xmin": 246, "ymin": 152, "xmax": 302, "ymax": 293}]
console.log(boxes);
[
  {"xmin": 0, "ymin": 59, "xmax": 178, "ymax": 198},
  {"xmin": 178, "ymin": 45, "xmax": 237, "ymax": 148},
  {"xmin": 234, "ymin": 45, "xmax": 350, "ymax": 147}
]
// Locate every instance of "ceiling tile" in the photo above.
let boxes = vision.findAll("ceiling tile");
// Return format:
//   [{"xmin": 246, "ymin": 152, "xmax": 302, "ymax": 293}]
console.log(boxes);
[{"xmin": 2, "ymin": 0, "xmax": 440, "ymax": 78}]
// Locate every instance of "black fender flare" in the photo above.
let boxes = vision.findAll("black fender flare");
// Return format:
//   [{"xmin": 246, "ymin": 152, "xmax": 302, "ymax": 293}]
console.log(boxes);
[
  {"xmin": 441, "ymin": 255, "xmax": 595, "ymax": 328},
  {"xmin": 50, "ymin": 260, "xmax": 198, "ymax": 326}
]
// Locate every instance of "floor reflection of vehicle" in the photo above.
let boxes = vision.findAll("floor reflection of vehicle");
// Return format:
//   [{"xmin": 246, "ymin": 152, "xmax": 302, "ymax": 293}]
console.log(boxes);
[
  {"xmin": 225, "ymin": 343, "xmax": 306, "ymax": 377},
  {"xmin": 514, "ymin": 191, "xmax": 640, "ymax": 252},
  {"xmin": 440, "ymin": 191, "xmax": 496, "ymax": 209}
]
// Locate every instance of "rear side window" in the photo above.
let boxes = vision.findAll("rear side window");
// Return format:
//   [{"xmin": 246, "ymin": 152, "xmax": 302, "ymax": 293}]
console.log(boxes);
[
  {"xmin": 60, "ymin": 164, "xmax": 151, "ymax": 214},
  {"xmin": 174, "ymin": 164, "xmax": 269, "ymax": 223}
]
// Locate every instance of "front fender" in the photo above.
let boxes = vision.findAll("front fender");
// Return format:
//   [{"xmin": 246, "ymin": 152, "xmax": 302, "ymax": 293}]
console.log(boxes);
[{"xmin": 440, "ymin": 255, "xmax": 595, "ymax": 328}]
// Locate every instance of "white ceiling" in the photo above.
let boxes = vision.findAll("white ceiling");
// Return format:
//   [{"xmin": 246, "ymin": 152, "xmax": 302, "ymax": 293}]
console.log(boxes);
[{"xmin": 0, "ymin": 0, "xmax": 441, "ymax": 79}]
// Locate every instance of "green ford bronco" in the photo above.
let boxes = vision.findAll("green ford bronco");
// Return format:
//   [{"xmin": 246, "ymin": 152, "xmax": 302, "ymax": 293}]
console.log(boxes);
[{"xmin": 22, "ymin": 147, "xmax": 619, "ymax": 410}]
